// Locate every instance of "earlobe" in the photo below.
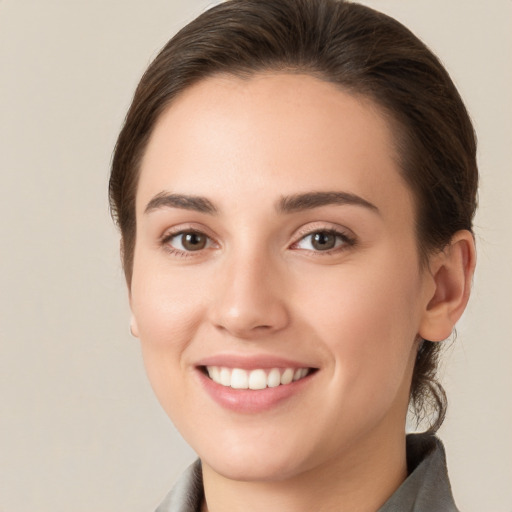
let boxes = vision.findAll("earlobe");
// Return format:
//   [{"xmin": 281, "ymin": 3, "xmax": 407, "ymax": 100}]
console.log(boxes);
[
  {"xmin": 130, "ymin": 315, "xmax": 140, "ymax": 338},
  {"xmin": 419, "ymin": 230, "xmax": 476, "ymax": 342}
]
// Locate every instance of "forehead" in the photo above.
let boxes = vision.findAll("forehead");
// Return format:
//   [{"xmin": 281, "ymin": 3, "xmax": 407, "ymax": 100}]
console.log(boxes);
[{"xmin": 137, "ymin": 72, "xmax": 413, "ymax": 218}]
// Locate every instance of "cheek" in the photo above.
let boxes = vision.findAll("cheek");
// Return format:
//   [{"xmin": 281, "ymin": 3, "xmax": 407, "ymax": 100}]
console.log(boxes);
[
  {"xmin": 131, "ymin": 258, "xmax": 207, "ymax": 345},
  {"xmin": 295, "ymin": 253, "xmax": 422, "ymax": 389},
  {"xmin": 130, "ymin": 261, "xmax": 209, "ymax": 408}
]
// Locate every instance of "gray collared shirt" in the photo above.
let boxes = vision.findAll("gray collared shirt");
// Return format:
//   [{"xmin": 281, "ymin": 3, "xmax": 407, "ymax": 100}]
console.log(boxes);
[{"xmin": 156, "ymin": 434, "xmax": 459, "ymax": 512}]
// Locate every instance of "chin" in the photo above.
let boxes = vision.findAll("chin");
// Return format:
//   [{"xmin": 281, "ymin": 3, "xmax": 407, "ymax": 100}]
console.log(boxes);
[
  {"xmin": 192, "ymin": 428, "xmax": 315, "ymax": 483},
  {"xmin": 203, "ymin": 452, "xmax": 310, "ymax": 483}
]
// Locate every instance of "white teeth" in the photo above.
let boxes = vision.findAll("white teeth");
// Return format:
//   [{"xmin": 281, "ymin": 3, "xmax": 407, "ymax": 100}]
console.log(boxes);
[
  {"xmin": 231, "ymin": 368, "xmax": 249, "ymax": 389},
  {"xmin": 220, "ymin": 367, "xmax": 231, "ymax": 386},
  {"xmin": 280, "ymin": 368, "xmax": 294, "ymax": 385},
  {"xmin": 248, "ymin": 369, "xmax": 267, "ymax": 390},
  {"xmin": 267, "ymin": 368, "xmax": 281, "ymax": 388},
  {"xmin": 210, "ymin": 366, "xmax": 220, "ymax": 382},
  {"xmin": 205, "ymin": 366, "xmax": 310, "ymax": 389}
]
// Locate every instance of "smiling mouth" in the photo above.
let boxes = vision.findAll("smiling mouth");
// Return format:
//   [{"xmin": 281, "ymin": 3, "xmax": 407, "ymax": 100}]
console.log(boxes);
[{"xmin": 202, "ymin": 366, "xmax": 315, "ymax": 390}]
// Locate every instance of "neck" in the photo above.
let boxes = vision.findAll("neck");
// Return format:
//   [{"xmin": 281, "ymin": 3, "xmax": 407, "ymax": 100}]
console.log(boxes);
[{"xmin": 201, "ymin": 430, "xmax": 408, "ymax": 512}]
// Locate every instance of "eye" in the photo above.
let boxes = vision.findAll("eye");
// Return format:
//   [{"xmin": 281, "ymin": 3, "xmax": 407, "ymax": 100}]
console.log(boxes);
[
  {"xmin": 165, "ymin": 231, "xmax": 212, "ymax": 252},
  {"xmin": 294, "ymin": 230, "xmax": 353, "ymax": 252}
]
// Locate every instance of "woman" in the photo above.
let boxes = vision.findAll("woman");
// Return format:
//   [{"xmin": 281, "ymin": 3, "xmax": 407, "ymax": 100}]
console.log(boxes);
[{"xmin": 109, "ymin": 0, "xmax": 477, "ymax": 510}]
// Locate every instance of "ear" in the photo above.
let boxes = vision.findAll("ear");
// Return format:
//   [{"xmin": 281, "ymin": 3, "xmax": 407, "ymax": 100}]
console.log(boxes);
[
  {"xmin": 419, "ymin": 230, "xmax": 476, "ymax": 342},
  {"xmin": 130, "ymin": 314, "xmax": 140, "ymax": 338}
]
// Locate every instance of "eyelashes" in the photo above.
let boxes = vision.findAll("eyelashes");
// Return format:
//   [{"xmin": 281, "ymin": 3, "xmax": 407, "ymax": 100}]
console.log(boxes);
[
  {"xmin": 290, "ymin": 229, "xmax": 356, "ymax": 252},
  {"xmin": 160, "ymin": 225, "xmax": 357, "ymax": 259},
  {"xmin": 160, "ymin": 229, "xmax": 217, "ymax": 257},
  {"xmin": 163, "ymin": 231, "xmax": 214, "ymax": 252}
]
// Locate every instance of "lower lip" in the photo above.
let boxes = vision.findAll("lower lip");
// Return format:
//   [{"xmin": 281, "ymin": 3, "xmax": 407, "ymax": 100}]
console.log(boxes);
[{"xmin": 197, "ymin": 369, "xmax": 315, "ymax": 413}]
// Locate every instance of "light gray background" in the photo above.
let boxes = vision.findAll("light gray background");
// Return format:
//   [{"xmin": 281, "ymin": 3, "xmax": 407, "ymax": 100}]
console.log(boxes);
[{"xmin": 1, "ymin": 1, "xmax": 510, "ymax": 511}]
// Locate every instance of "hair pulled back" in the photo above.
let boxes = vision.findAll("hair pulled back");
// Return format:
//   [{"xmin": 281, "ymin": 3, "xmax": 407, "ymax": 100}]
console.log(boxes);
[{"xmin": 109, "ymin": 0, "xmax": 478, "ymax": 432}]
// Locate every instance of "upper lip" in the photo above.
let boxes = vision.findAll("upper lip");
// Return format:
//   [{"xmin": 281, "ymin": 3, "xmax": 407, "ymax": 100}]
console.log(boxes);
[{"xmin": 195, "ymin": 354, "xmax": 317, "ymax": 370}]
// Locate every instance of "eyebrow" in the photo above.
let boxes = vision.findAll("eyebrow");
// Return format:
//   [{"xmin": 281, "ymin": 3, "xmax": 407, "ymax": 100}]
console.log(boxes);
[
  {"xmin": 144, "ymin": 190, "xmax": 379, "ymax": 216},
  {"xmin": 277, "ymin": 191, "xmax": 379, "ymax": 214},
  {"xmin": 144, "ymin": 192, "xmax": 218, "ymax": 215}
]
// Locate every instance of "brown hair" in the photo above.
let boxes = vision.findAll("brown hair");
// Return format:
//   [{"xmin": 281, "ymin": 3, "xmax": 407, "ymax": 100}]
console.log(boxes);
[{"xmin": 109, "ymin": 0, "xmax": 478, "ymax": 432}]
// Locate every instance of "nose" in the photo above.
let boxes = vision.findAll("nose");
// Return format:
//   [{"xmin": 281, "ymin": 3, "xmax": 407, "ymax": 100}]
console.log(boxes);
[{"xmin": 208, "ymin": 252, "xmax": 290, "ymax": 339}]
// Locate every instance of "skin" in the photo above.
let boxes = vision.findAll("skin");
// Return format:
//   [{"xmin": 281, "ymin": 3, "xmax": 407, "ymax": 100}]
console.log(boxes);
[{"xmin": 129, "ymin": 73, "xmax": 475, "ymax": 512}]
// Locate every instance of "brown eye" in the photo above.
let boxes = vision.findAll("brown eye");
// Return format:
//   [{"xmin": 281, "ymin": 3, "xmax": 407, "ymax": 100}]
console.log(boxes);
[
  {"xmin": 167, "ymin": 231, "xmax": 211, "ymax": 252},
  {"xmin": 181, "ymin": 232, "xmax": 207, "ymax": 251},
  {"xmin": 311, "ymin": 232, "xmax": 336, "ymax": 250},
  {"xmin": 294, "ymin": 229, "xmax": 352, "ymax": 253}
]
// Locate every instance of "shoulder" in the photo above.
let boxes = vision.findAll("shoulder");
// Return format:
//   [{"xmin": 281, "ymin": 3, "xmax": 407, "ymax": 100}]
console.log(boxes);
[
  {"xmin": 378, "ymin": 433, "xmax": 460, "ymax": 512},
  {"xmin": 155, "ymin": 460, "xmax": 203, "ymax": 512}
]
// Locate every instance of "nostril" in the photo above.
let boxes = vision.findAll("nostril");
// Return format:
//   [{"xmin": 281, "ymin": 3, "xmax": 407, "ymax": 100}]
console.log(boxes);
[{"xmin": 208, "ymin": 281, "xmax": 290, "ymax": 338}]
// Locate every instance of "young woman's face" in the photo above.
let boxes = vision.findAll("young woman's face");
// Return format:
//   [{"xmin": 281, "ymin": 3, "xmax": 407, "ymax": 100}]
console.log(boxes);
[{"xmin": 130, "ymin": 73, "xmax": 434, "ymax": 481}]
